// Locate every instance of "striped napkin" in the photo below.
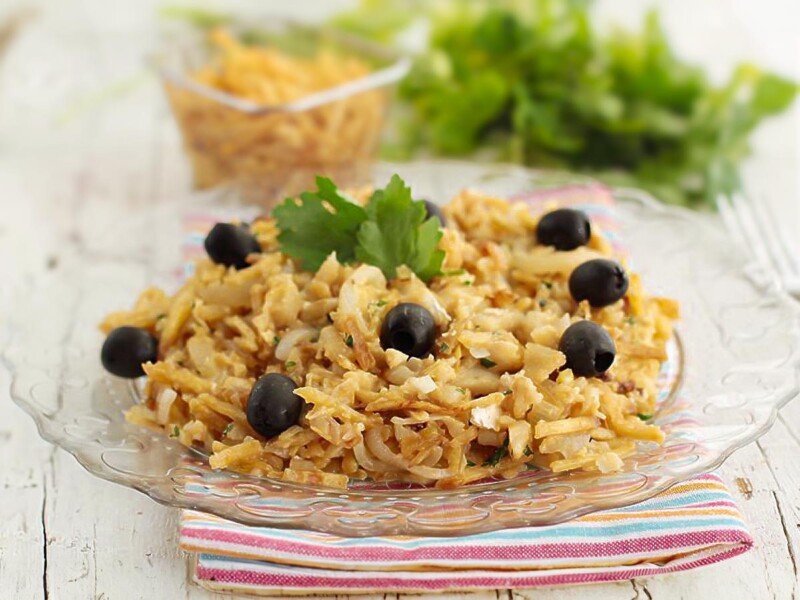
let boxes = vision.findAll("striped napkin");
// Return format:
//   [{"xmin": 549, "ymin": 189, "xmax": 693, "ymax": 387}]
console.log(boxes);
[
  {"xmin": 179, "ymin": 184, "xmax": 752, "ymax": 595},
  {"xmin": 182, "ymin": 473, "xmax": 750, "ymax": 594}
]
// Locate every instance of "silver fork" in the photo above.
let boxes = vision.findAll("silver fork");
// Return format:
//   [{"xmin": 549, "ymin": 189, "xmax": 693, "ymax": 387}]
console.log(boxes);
[{"xmin": 717, "ymin": 192, "xmax": 800, "ymax": 299}]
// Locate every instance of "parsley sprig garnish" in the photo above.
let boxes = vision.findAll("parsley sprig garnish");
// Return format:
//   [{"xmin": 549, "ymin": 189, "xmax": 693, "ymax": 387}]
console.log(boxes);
[{"xmin": 274, "ymin": 175, "xmax": 445, "ymax": 282}]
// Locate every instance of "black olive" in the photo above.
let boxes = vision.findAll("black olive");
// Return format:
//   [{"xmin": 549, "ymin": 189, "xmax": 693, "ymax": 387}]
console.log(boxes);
[
  {"xmin": 246, "ymin": 373, "xmax": 304, "ymax": 439},
  {"xmin": 536, "ymin": 209, "xmax": 591, "ymax": 250},
  {"xmin": 379, "ymin": 303, "xmax": 437, "ymax": 358},
  {"xmin": 422, "ymin": 200, "xmax": 446, "ymax": 226},
  {"xmin": 558, "ymin": 321, "xmax": 616, "ymax": 377},
  {"xmin": 569, "ymin": 259, "xmax": 629, "ymax": 308},
  {"xmin": 101, "ymin": 326, "xmax": 158, "ymax": 378},
  {"xmin": 204, "ymin": 222, "xmax": 261, "ymax": 270}
]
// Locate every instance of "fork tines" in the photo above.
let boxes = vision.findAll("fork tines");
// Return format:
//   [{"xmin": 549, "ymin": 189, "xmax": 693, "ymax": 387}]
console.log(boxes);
[{"xmin": 717, "ymin": 193, "xmax": 800, "ymax": 297}]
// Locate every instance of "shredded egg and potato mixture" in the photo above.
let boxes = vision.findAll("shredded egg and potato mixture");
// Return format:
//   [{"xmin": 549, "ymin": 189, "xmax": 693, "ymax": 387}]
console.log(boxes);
[
  {"xmin": 165, "ymin": 29, "xmax": 388, "ymax": 192},
  {"xmin": 100, "ymin": 176, "xmax": 678, "ymax": 489}
]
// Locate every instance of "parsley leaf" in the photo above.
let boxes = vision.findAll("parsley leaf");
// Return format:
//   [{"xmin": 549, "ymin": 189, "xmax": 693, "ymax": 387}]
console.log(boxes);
[
  {"xmin": 222, "ymin": 423, "xmax": 234, "ymax": 436},
  {"xmin": 638, "ymin": 413, "xmax": 653, "ymax": 421},
  {"xmin": 466, "ymin": 460, "xmax": 476, "ymax": 467},
  {"xmin": 523, "ymin": 446, "xmax": 534, "ymax": 457},
  {"xmin": 274, "ymin": 176, "xmax": 367, "ymax": 272},
  {"xmin": 355, "ymin": 175, "xmax": 444, "ymax": 282},
  {"xmin": 170, "ymin": 425, "xmax": 180, "ymax": 438},
  {"xmin": 344, "ymin": 334, "xmax": 354, "ymax": 348},
  {"xmin": 409, "ymin": 216, "xmax": 447, "ymax": 282},
  {"xmin": 479, "ymin": 357, "xmax": 497, "ymax": 368}
]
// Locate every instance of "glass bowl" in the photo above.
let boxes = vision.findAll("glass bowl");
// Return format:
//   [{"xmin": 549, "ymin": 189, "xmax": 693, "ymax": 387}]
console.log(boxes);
[
  {"xmin": 5, "ymin": 161, "xmax": 799, "ymax": 537},
  {"xmin": 153, "ymin": 17, "xmax": 410, "ymax": 204}
]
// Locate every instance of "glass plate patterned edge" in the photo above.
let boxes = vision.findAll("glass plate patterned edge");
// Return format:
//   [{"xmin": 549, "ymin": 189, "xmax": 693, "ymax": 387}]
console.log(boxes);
[{"xmin": 4, "ymin": 161, "xmax": 800, "ymax": 536}]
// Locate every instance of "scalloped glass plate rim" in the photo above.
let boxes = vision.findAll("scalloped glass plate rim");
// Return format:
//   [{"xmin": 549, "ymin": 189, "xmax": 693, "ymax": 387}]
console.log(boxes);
[{"xmin": 5, "ymin": 160, "xmax": 800, "ymax": 536}]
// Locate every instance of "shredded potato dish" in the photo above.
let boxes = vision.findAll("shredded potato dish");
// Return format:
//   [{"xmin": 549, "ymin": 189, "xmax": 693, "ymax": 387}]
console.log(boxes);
[
  {"xmin": 101, "ymin": 188, "xmax": 679, "ymax": 489},
  {"xmin": 165, "ymin": 29, "xmax": 389, "ymax": 193}
]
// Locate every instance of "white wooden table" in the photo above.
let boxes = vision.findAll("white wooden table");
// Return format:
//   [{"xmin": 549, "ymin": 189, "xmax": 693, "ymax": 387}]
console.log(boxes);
[{"xmin": 1, "ymin": 1, "xmax": 798, "ymax": 598}]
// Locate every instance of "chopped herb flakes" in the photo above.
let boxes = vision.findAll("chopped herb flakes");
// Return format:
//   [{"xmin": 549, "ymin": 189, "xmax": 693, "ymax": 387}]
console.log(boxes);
[
  {"xmin": 479, "ymin": 357, "xmax": 497, "ymax": 368},
  {"xmin": 344, "ymin": 334, "xmax": 354, "ymax": 347},
  {"xmin": 483, "ymin": 439, "xmax": 509, "ymax": 467}
]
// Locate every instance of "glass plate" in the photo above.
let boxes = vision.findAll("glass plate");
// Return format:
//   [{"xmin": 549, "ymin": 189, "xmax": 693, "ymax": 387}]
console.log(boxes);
[{"xmin": 5, "ymin": 161, "xmax": 800, "ymax": 537}]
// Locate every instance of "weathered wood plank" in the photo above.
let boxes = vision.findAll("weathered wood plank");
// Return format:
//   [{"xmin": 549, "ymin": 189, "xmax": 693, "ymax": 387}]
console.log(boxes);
[
  {"xmin": 42, "ymin": 451, "xmax": 189, "ymax": 599},
  {"xmin": 0, "ymin": 368, "xmax": 49, "ymax": 600},
  {"xmin": 646, "ymin": 435, "xmax": 798, "ymax": 600},
  {"xmin": 513, "ymin": 582, "xmax": 641, "ymax": 599}
]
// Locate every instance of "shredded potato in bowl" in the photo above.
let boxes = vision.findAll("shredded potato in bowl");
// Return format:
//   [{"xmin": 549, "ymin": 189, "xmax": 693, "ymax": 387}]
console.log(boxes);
[
  {"xmin": 101, "ymin": 187, "xmax": 679, "ymax": 489},
  {"xmin": 163, "ymin": 28, "xmax": 393, "ymax": 198}
]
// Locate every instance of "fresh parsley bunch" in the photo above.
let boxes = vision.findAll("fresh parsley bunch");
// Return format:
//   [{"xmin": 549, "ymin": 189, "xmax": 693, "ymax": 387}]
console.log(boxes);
[
  {"xmin": 273, "ymin": 175, "xmax": 445, "ymax": 282},
  {"xmin": 332, "ymin": 0, "xmax": 798, "ymax": 208}
]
